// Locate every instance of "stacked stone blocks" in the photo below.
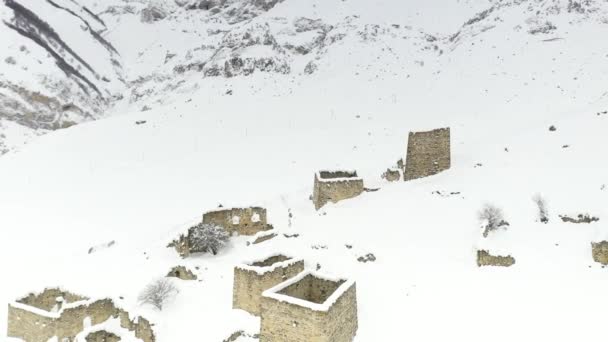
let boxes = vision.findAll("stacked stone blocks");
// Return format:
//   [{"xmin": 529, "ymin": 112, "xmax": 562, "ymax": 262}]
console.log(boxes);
[
  {"xmin": 233, "ymin": 255, "xmax": 305, "ymax": 316},
  {"xmin": 404, "ymin": 127, "xmax": 451, "ymax": 181},
  {"xmin": 203, "ymin": 207, "xmax": 272, "ymax": 236},
  {"xmin": 260, "ymin": 272, "xmax": 358, "ymax": 342},
  {"xmin": 312, "ymin": 170, "xmax": 364, "ymax": 210},
  {"xmin": 7, "ymin": 288, "xmax": 155, "ymax": 342}
]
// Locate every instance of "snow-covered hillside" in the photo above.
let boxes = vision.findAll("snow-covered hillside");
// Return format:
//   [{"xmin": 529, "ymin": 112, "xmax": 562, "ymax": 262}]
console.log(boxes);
[
  {"xmin": 0, "ymin": 0, "xmax": 126, "ymax": 153},
  {"xmin": 2, "ymin": 0, "xmax": 608, "ymax": 341}
]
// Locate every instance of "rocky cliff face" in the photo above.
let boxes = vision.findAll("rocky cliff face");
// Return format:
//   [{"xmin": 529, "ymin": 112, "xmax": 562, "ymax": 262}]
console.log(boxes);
[
  {"xmin": 1, "ymin": 0, "xmax": 607, "ymax": 154},
  {"xmin": 0, "ymin": 0, "xmax": 124, "ymax": 153}
]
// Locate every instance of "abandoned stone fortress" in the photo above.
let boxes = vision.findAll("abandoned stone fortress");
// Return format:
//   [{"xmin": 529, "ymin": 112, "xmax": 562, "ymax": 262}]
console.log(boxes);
[
  {"xmin": 232, "ymin": 254, "xmax": 358, "ymax": 342},
  {"xmin": 7, "ymin": 288, "xmax": 155, "ymax": 342}
]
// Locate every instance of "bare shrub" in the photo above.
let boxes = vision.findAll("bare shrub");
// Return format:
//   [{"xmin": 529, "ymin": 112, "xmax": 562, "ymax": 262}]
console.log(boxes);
[
  {"xmin": 532, "ymin": 193, "xmax": 549, "ymax": 223},
  {"xmin": 138, "ymin": 278, "xmax": 178, "ymax": 310},
  {"xmin": 478, "ymin": 203, "xmax": 509, "ymax": 237}
]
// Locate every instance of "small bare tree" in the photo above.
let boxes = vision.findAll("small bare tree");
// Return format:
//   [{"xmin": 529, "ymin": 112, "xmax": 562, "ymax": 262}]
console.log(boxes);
[
  {"xmin": 189, "ymin": 223, "xmax": 229, "ymax": 255},
  {"xmin": 532, "ymin": 193, "xmax": 549, "ymax": 223},
  {"xmin": 478, "ymin": 203, "xmax": 509, "ymax": 237},
  {"xmin": 138, "ymin": 278, "xmax": 178, "ymax": 310}
]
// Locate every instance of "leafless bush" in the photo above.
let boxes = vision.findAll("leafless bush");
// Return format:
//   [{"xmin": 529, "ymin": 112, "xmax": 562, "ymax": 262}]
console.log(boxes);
[
  {"xmin": 189, "ymin": 223, "xmax": 229, "ymax": 255},
  {"xmin": 532, "ymin": 193, "xmax": 549, "ymax": 223},
  {"xmin": 138, "ymin": 278, "xmax": 178, "ymax": 310},
  {"xmin": 478, "ymin": 203, "xmax": 509, "ymax": 237}
]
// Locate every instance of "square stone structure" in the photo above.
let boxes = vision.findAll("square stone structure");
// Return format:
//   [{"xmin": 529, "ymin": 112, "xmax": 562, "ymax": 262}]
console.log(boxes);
[
  {"xmin": 404, "ymin": 127, "xmax": 451, "ymax": 181},
  {"xmin": 260, "ymin": 272, "xmax": 358, "ymax": 342},
  {"xmin": 233, "ymin": 254, "xmax": 305, "ymax": 316},
  {"xmin": 312, "ymin": 170, "xmax": 364, "ymax": 210},
  {"xmin": 203, "ymin": 207, "xmax": 272, "ymax": 236},
  {"xmin": 7, "ymin": 288, "xmax": 155, "ymax": 342}
]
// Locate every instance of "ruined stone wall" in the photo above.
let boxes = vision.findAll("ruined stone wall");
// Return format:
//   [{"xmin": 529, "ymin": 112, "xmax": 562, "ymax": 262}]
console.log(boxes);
[
  {"xmin": 7, "ymin": 305, "xmax": 56, "ymax": 342},
  {"xmin": 233, "ymin": 259, "xmax": 304, "ymax": 316},
  {"xmin": 326, "ymin": 283, "xmax": 358, "ymax": 342},
  {"xmin": 278, "ymin": 275, "xmax": 345, "ymax": 304},
  {"xmin": 7, "ymin": 296, "xmax": 155, "ymax": 342},
  {"xmin": 17, "ymin": 288, "xmax": 87, "ymax": 311},
  {"xmin": 476, "ymin": 250, "xmax": 515, "ymax": 267},
  {"xmin": 259, "ymin": 282, "xmax": 358, "ymax": 342},
  {"xmin": 404, "ymin": 127, "xmax": 451, "ymax": 181},
  {"xmin": 591, "ymin": 241, "xmax": 608, "ymax": 265},
  {"xmin": 203, "ymin": 207, "xmax": 271, "ymax": 236},
  {"xmin": 312, "ymin": 173, "xmax": 364, "ymax": 210}
]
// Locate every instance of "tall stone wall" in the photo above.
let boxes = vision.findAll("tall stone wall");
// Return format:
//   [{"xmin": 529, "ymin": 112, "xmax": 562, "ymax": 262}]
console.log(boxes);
[
  {"xmin": 260, "ymin": 280, "xmax": 358, "ymax": 342},
  {"xmin": 312, "ymin": 171, "xmax": 364, "ymax": 210},
  {"xmin": 203, "ymin": 207, "xmax": 271, "ymax": 236},
  {"xmin": 591, "ymin": 241, "xmax": 608, "ymax": 265},
  {"xmin": 7, "ymin": 290, "xmax": 155, "ymax": 342},
  {"xmin": 233, "ymin": 256, "xmax": 304, "ymax": 316},
  {"xmin": 404, "ymin": 127, "xmax": 451, "ymax": 181}
]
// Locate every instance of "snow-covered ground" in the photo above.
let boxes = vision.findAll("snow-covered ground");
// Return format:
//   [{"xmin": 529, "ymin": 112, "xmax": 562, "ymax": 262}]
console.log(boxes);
[{"xmin": 2, "ymin": 0, "xmax": 608, "ymax": 341}]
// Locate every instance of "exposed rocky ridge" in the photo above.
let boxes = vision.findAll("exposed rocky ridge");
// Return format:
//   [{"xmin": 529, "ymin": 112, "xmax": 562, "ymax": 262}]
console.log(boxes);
[
  {"xmin": 0, "ymin": 0, "xmax": 124, "ymax": 153},
  {"xmin": 2, "ymin": 0, "xmax": 608, "ymax": 153}
]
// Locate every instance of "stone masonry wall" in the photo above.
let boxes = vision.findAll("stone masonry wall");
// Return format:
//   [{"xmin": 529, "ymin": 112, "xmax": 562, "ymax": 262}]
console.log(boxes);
[
  {"xmin": 278, "ymin": 275, "xmax": 345, "ymax": 304},
  {"xmin": 476, "ymin": 250, "xmax": 516, "ymax": 267},
  {"xmin": 591, "ymin": 241, "xmax": 608, "ymax": 265},
  {"xmin": 259, "ymin": 281, "xmax": 358, "ymax": 342},
  {"xmin": 404, "ymin": 127, "xmax": 451, "ymax": 181},
  {"xmin": 233, "ymin": 257, "xmax": 304, "ymax": 316},
  {"xmin": 312, "ymin": 172, "xmax": 364, "ymax": 210},
  {"xmin": 17, "ymin": 288, "xmax": 87, "ymax": 311},
  {"xmin": 203, "ymin": 207, "xmax": 271, "ymax": 236},
  {"xmin": 8, "ymin": 294, "xmax": 155, "ymax": 342}
]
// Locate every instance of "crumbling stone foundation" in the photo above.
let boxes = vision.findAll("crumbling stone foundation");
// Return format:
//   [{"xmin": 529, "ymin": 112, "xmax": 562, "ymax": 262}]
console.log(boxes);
[
  {"xmin": 404, "ymin": 127, "xmax": 451, "ymax": 181},
  {"xmin": 233, "ymin": 255, "xmax": 304, "ymax": 316},
  {"xmin": 476, "ymin": 250, "xmax": 515, "ymax": 267},
  {"xmin": 312, "ymin": 170, "xmax": 364, "ymax": 210},
  {"xmin": 260, "ymin": 272, "xmax": 358, "ymax": 342},
  {"xmin": 381, "ymin": 168, "xmax": 401, "ymax": 182},
  {"xmin": 591, "ymin": 241, "xmax": 608, "ymax": 265},
  {"xmin": 7, "ymin": 288, "xmax": 155, "ymax": 342},
  {"xmin": 86, "ymin": 330, "xmax": 121, "ymax": 342},
  {"xmin": 203, "ymin": 207, "xmax": 273, "ymax": 236},
  {"xmin": 167, "ymin": 265, "xmax": 198, "ymax": 280}
]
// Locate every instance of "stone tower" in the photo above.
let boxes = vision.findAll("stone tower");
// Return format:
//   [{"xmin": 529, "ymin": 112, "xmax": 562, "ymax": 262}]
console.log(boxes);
[
  {"xmin": 404, "ymin": 127, "xmax": 451, "ymax": 181},
  {"xmin": 312, "ymin": 170, "xmax": 364, "ymax": 210}
]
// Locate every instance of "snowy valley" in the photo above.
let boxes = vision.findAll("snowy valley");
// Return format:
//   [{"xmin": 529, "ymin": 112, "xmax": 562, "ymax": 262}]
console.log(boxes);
[{"xmin": 2, "ymin": 0, "xmax": 608, "ymax": 341}]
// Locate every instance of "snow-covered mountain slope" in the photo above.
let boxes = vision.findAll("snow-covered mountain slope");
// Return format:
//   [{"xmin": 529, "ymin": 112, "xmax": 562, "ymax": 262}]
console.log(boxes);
[
  {"xmin": 0, "ymin": 0, "xmax": 124, "ymax": 153},
  {"xmin": 2, "ymin": 0, "xmax": 608, "ymax": 341}
]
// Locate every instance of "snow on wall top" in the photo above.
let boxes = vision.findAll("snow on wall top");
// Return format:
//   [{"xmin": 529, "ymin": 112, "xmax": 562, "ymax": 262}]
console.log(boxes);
[
  {"xmin": 262, "ymin": 271, "xmax": 354, "ymax": 312},
  {"xmin": 236, "ymin": 253, "xmax": 301, "ymax": 275}
]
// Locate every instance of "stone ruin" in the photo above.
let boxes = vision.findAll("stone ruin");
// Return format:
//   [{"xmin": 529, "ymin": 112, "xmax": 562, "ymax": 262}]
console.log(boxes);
[
  {"xmin": 7, "ymin": 288, "xmax": 155, "ymax": 342},
  {"xmin": 169, "ymin": 206, "xmax": 273, "ymax": 257},
  {"xmin": 167, "ymin": 265, "xmax": 198, "ymax": 280},
  {"xmin": 85, "ymin": 330, "xmax": 121, "ymax": 342},
  {"xmin": 233, "ymin": 254, "xmax": 305, "ymax": 316},
  {"xmin": 260, "ymin": 272, "xmax": 358, "ymax": 342},
  {"xmin": 381, "ymin": 168, "xmax": 401, "ymax": 182},
  {"xmin": 203, "ymin": 207, "xmax": 273, "ymax": 236},
  {"xmin": 591, "ymin": 241, "xmax": 608, "ymax": 265},
  {"xmin": 312, "ymin": 170, "xmax": 364, "ymax": 210},
  {"xmin": 404, "ymin": 127, "xmax": 451, "ymax": 181},
  {"xmin": 476, "ymin": 250, "xmax": 516, "ymax": 267}
]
